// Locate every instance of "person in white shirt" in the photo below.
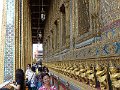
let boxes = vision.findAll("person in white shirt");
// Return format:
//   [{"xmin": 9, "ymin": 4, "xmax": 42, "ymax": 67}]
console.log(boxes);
[
  {"xmin": 29, "ymin": 66, "xmax": 37, "ymax": 90},
  {"xmin": 25, "ymin": 64, "xmax": 33, "ymax": 90},
  {"xmin": 25, "ymin": 64, "xmax": 31, "ymax": 80}
]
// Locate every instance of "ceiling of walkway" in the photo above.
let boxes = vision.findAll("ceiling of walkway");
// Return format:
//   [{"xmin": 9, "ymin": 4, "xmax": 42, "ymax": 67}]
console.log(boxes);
[{"xmin": 30, "ymin": 0, "xmax": 51, "ymax": 44}]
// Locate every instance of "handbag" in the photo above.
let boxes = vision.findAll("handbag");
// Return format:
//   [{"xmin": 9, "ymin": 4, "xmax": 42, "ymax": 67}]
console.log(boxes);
[{"xmin": 26, "ymin": 73, "xmax": 34, "ymax": 86}]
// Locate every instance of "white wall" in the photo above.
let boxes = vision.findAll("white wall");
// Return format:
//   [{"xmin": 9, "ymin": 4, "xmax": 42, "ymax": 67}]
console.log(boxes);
[{"xmin": 0, "ymin": 0, "xmax": 3, "ymax": 41}]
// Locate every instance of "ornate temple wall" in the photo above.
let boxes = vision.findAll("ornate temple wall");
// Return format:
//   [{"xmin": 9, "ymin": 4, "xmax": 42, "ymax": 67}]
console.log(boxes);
[
  {"xmin": 15, "ymin": 0, "xmax": 32, "ymax": 71},
  {"xmin": 0, "ymin": 0, "xmax": 32, "ymax": 83},
  {"xmin": 43, "ymin": 0, "xmax": 120, "ymax": 89}
]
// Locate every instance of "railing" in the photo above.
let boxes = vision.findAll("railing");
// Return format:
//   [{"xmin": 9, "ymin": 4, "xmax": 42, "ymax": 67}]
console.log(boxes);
[{"xmin": 0, "ymin": 80, "xmax": 13, "ymax": 90}]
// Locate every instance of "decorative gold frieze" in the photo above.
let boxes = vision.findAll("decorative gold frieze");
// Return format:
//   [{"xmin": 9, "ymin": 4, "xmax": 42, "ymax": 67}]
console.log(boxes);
[
  {"xmin": 109, "ymin": 61, "xmax": 120, "ymax": 90},
  {"xmin": 43, "ymin": 57, "xmax": 120, "ymax": 90},
  {"xmin": 96, "ymin": 64, "xmax": 108, "ymax": 90}
]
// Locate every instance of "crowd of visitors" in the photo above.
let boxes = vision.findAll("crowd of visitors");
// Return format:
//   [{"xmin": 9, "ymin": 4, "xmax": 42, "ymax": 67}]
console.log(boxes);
[
  {"xmin": 3, "ymin": 62, "xmax": 56, "ymax": 90},
  {"xmin": 25, "ymin": 63, "xmax": 56, "ymax": 90}
]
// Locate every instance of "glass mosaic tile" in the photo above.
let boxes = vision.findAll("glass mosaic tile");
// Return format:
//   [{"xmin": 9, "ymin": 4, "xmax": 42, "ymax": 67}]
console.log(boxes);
[{"xmin": 4, "ymin": 0, "xmax": 15, "ymax": 82}]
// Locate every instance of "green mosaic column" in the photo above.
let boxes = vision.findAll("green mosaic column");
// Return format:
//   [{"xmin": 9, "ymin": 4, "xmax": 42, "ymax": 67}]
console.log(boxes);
[{"xmin": 4, "ymin": 0, "xmax": 15, "ymax": 81}]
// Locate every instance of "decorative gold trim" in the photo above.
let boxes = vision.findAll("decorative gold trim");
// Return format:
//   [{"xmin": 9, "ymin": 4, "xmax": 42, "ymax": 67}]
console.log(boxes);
[
  {"xmin": 49, "ymin": 68, "xmax": 97, "ymax": 90},
  {"xmin": 44, "ymin": 57, "xmax": 120, "ymax": 90}
]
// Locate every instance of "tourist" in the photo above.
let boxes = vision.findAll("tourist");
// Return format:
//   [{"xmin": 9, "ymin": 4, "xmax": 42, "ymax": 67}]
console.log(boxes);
[
  {"xmin": 0, "ymin": 88, "xmax": 10, "ymax": 90},
  {"xmin": 28, "ymin": 66, "xmax": 37, "ymax": 90},
  {"xmin": 39, "ymin": 73, "xmax": 56, "ymax": 90},
  {"xmin": 10, "ymin": 69, "xmax": 25, "ymax": 90},
  {"xmin": 43, "ymin": 66, "xmax": 49, "ymax": 73},
  {"xmin": 36, "ymin": 66, "xmax": 43, "ymax": 89},
  {"xmin": 25, "ymin": 64, "xmax": 31, "ymax": 79}
]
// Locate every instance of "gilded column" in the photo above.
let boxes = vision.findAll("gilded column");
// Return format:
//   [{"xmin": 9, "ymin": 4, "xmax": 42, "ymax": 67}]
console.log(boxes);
[
  {"xmin": 21, "ymin": 0, "xmax": 25, "ymax": 70},
  {"xmin": 28, "ymin": 13, "xmax": 32, "ymax": 64},
  {"xmin": 25, "ymin": 0, "xmax": 30, "ymax": 69},
  {"xmin": 21, "ymin": 0, "xmax": 29, "ymax": 70},
  {"xmin": 19, "ymin": 0, "xmax": 22, "ymax": 69},
  {"xmin": 21, "ymin": 0, "xmax": 32, "ymax": 70},
  {"xmin": 24, "ymin": 0, "xmax": 28, "ymax": 69},
  {"xmin": 15, "ymin": 0, "xmax": 20, "ymax": 69},
  {"xmin": 28, "ymin": 7, "xmax": 32, "ymax": 65},
  {"xmin": 26, "ymin": 0, "xmax": 29, "ymax": 67}
]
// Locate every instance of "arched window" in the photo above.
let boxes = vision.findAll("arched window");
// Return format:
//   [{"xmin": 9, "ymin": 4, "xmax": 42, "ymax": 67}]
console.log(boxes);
[
  {"xmin": 78, "ymin": 0, "xmax": 90, "ymax": 35},
  {"xmin": 54, "ymin": 20, "xmax": 59, "ymax": 49},
  {"xmin": 60, "ymin": 4, "xmax": 66, "ymax": 46},
  {"xmin": 48, "ymin": 36, "xmax": 50, "ymax": 51},
  {"xmin": 51, "ymin": 30, "xmax": 54, "ymax": 50}
]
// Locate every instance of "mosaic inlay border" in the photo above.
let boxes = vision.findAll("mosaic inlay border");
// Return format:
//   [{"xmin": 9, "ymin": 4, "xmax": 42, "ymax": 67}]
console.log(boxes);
[{"xmin": 4, "ymin": 0, "xmax": 15, "ymax": 81}]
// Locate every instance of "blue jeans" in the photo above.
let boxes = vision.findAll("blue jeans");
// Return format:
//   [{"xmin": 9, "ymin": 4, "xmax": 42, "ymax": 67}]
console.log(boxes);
[{"xmin": 37, "ymin": 81, "xmax": 42, "ymax": 89}]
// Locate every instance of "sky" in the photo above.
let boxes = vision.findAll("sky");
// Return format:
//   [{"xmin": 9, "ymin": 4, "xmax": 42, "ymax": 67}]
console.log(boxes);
[
  {"xmin": 33, "ymin": 44, "xmax": 43, "ymax": 58},
  {"xmin": 33, "ymin": 44, "xmax": 43, "ymax": 51}
]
